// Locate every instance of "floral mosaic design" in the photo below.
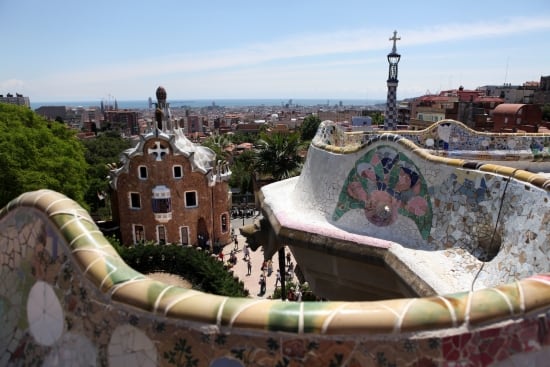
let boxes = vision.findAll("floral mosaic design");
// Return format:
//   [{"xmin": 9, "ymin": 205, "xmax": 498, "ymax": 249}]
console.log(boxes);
[{"xmin": 333, "ymin": 145, "xmax": 433, "ymax": 239}]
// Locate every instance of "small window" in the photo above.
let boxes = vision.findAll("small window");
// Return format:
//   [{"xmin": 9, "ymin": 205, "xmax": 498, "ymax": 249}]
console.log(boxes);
[
  {"xmin": 221, "ymin": 213, "xmax": 229, "ymax": 233},
  {"xmin": 138, "ymin": 166, "xmax": 148, "ymax": 179},
  {"xmin": 130, "ymin": 192, "xmax": 141, "ymax": 209},
  {"xmin": 133, "ymin": 224, "xmax": 145, "ymax": 244},
  {"xmin": 173, "ymin": 165, "xmax": 183, "ymax": 179},
  {"xmin": 185, "ymin": 191, "xmax": 198, "ymax": 208},
  {"xmin": 152, "ymin": 198, "xmax": 171, "ymax": 213},
  {"xmin": 180, "ymin": 226, "xmax": 189, "ymax": 246},
  {"xmin": 157, "ymin": 225, "xmax": 166, "ymax": 245}
]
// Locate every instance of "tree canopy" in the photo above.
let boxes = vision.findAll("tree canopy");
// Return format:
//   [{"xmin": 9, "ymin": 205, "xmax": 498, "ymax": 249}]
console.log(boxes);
[
  {"xmin": 255, "ymin": 131, "xmax": 303, "ymax": 181},
  {"xmin": 0, "ymin": 103, "xmax": 89, "ymax": 208},
  {"xmin": 300, "ymin": 114, "xmax": 322, "ymax": 141},
  {"xmin": 81, "ymin": 130, "xmax": 133, "ymax": 214},
  {"xmin": 228, "ymin": 149, "xmax": 256, "ymax": 195}
]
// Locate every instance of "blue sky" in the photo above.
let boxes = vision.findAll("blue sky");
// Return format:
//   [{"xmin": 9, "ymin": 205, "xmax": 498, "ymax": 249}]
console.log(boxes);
[{"xmin": 1, "ymin": 0, "xmax": 549, "ymax": 102}]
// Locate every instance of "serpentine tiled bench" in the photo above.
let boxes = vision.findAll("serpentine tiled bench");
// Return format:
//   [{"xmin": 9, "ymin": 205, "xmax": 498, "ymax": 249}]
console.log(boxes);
[{"xmin": 4, "ymin": 120, "xmax": 550, "ymax": 365}]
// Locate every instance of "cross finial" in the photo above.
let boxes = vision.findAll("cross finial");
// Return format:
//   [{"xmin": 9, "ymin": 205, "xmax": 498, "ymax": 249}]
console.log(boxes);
[
  {"xmin": 148, "ymin": 141, "xmax": 169, "ymax": 161},
  {"xmin": 389, "ymin": 30, "xmax": 400, "ymax": 53}
]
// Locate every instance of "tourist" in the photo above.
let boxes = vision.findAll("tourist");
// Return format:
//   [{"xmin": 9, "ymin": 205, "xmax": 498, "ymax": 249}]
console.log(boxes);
[
  {"xmin": 258, "ymin": 274, "xmax": 266, "ymax": 296},
  {"xmin": 287, "ymin": 261, "xmax": 294, "ymax": 273},
  {"xmin": 247, "ymin": 259, "xmax": 252, "ymax": 276},
  {"xmin": 267, "ymin": 259, "xmax": 273, "ymax": 276},
  {"xmin": 243, "ymin": 244, "xmax": 250, "ymax": 260},
  {"xmin": 234, "ymin": 236, "xmax": 239, "ymax": 251},
  {"xmin": 229, "ymin": 250, "xmax": 237, "ymax": 266},
  {"xmin": 275, "ymin": 269, "xmax": 281, "ymax": 288},
  {"xmin": 286, "ymin": 251, "xmax": 291, "ymax": 266}
]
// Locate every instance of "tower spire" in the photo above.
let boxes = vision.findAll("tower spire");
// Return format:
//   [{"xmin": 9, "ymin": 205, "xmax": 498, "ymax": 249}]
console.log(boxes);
[
  {"xmin": 384, "ymin": 30, "xmax": 401, "ymax": 131},
  {"xmin": 390, "ymin": 30, "xmax": 400, "ymax": 53}
]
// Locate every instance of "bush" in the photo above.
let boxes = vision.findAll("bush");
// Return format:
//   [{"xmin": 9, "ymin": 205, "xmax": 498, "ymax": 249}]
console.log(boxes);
[{"xmin": 114, "ymin": 243, "xmax": 248, "ymax": 297}]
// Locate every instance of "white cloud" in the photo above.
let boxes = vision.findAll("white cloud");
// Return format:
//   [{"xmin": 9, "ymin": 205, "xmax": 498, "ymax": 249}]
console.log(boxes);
[
  {"xmin": 16, "ymin": 15, "xmax": 550, "ymax": 100},
  {"xmin": 0, "ymin": 79, "xmax": 26, "ymax": 92}
]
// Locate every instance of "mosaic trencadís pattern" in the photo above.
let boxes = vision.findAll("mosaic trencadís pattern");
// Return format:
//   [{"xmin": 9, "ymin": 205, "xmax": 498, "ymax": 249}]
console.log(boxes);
[
  {"xmin": 313, "ymin": 119, "xmax": 550, "ymax": 160},
  {"xmin": 3, "ymin": 189, "xmax": 550, "ymax": 365},
  {"xmin": 7, "ymin": 121, "xmax": 550, "ymax": 367},
  {"xmin": 333, "ymin": 145, "xmax": 432, "ymax": 239}
]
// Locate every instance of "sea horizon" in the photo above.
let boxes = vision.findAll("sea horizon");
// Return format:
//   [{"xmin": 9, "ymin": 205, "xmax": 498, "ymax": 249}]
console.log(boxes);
[{"xmin": 31, "ymin": 98, "xmax": 386, "ymax": 110}]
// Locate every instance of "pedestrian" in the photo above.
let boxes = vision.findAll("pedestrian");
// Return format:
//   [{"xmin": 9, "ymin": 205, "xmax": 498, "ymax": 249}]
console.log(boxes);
[
  {"xmin": 267, "ymin": 259, "xmax": 273, "ymax": 276},
  {"xmin": 258, "ymin": 274, "xmax": 266, "ymax": 296},
  {"xmin": 234, "ymin": 236, "xmax": 239, "ymax": 251},
  {"xmin": 218, "ymin": 251, "xmax": 224, "ymax": 262},
  {"xmin": 275, "ymin": 269, "xmax": 281, "ymax": 288},
  {"xmin": 247, "ymin": 259, "xmax": 252, "ymax": 276},
  {"xmin": 286, "ymin": 251, "xmax": 291, "ymax": 266},
  {"xmin": 243, "ymin": 244, "xmax": 250, "ymax": 260}
]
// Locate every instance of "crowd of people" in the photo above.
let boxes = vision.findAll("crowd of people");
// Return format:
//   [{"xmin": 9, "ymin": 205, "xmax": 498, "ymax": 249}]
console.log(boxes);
[{"xmin": 215, "ymin": 227, "xmax": 306, "ymax": 300}]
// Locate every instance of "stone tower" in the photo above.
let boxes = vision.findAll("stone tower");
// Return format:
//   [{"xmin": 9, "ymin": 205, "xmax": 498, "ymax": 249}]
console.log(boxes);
[{"xmin": 384, "ymin": 30, "xmax": 401, "ymax": 130}]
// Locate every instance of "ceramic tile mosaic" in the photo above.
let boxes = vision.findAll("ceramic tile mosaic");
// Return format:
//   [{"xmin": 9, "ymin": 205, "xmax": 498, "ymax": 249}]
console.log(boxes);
[{"xmin": 4, "ymin": 120, "xmax": 550, "ymax": 365}]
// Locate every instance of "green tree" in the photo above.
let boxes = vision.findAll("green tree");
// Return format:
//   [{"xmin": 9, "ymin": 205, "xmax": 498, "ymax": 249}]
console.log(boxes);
[
  {"xmin": 201, "ymin": 133, "xmax": 232, "ymax": 163},
  {"xmin": 229, "ymin": 149, "xmax": 256, "ymax": 195},
  {"xmin": 370, "ymin": 111, "xmax": 384, "ymax": 126},
  {"xmin": 255, "ymin": 132, "xmax": 303, "ymax": 181},
  {"xmin": 81, "ymin": 130, "xmax": 133, "ymax": 214},
  {"xmin": 300, "ymin": 115, "xmax": 322, "ymax": 141},
  {"xmin": 0, "ymin": 103, "xmax": 89, "ymax": 208}
]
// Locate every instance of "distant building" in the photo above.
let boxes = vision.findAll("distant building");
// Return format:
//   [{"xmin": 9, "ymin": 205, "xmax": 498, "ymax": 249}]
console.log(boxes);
[
  {"xmin": 35, "ymin": 106, "xmax": 67, "ymax": 121},
  {"xmin": 109, "ymin": 87, "xmax": 232, "ymax": 249},
  {"xmin": 533, "ymin": 75, "xmax": 550, "ymax": 105},
  {"xmin": 492, "ymin": 103, "xmax": 542, "ymax": 133},
  {"xmin": 186, "ymin": 114, "xmax": 201, "ymax": 135},
  {"xmin": 35, "ymin": 105, "xmax": 103, "ymax": 130},
  {"xmin": 477, "ymin": 83, "xmax": 537, "ymax": 104},
  {"xmin": 0, "ymin": 93, "xmax": 30, "ymax": 107},
  {"xmin": 104, "ymin": 110, "xmax": 141, "ymax": 135},
  {"xmin": 408, "ymin": 87, "xmax": 505, "ymax": 131},
  {"xmin": 350, "ymin": 116, "xmax": 373, "ymax": 131}
]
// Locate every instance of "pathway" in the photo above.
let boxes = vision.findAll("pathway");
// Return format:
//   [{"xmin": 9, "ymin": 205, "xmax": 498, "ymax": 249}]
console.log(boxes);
[{"xmin": 221, "ymin": 216, "xmax": 296, "ymax": 299}]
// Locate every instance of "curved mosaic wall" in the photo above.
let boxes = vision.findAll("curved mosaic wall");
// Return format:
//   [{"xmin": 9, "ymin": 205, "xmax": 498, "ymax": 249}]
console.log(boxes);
[
  {"xmin": 4, "ymin": 120, "xmax": 550, "ymax": 364},
  {"xmin": 314, "ymin": 119, "xmax": 550, "ymax": 161}
]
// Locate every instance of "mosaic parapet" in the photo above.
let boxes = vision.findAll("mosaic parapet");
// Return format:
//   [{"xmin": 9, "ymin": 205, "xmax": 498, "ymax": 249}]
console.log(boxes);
[
  {"xmin": 3, "ymin": 190, "xmax": 550, "ymax": 364},
  {"xmin": 313, "ymin": 119, "xmax": 550, "ymax": 165}
]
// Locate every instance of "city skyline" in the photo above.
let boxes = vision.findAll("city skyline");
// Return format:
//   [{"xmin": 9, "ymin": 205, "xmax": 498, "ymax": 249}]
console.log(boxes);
[{"xmin": 1, "ymin": 0, "xmax": 549, "ymax": 102}]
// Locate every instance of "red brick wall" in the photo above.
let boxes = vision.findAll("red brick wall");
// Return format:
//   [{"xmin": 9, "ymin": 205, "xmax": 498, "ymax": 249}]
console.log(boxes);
[
  {"xmin": 113, "ymin": 138, "xmax": 231, "ymax": 247},
  {"xmin": 493, "ymin": 105, "xmax": 542, "ymax": 132}
]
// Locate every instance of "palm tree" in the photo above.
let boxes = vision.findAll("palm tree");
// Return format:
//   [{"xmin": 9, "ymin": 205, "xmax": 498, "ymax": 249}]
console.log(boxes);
[
  {"xmin": 229, "ymin": 149, "xmax": 256, "ymax": 196},
  {"xmin": 201, "ymin": 133, "xmax": 232, "ymax": 163},
  {"xmin": 254, "ymin": 131, "xmax": 303, "ymax": 182}
]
